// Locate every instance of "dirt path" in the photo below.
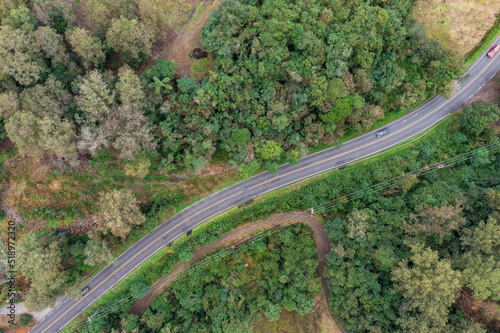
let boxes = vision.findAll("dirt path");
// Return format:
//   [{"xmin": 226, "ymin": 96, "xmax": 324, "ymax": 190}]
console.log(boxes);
[
  {"xmin": 128, "ymin": 212, "xmax": 345, "ymax": 332},
  {"xmin": 160, "ymin": 0, "xmax": 222, "ymax": 77}
]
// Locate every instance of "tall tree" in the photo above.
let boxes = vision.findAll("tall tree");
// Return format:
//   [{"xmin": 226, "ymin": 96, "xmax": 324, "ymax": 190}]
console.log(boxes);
[
  {"xmin": 102, "ymin": 102, "xmax": 156, "ymax": 160},
  {"xmin": 34, "ymin": 26, "xmax": 69, "ymax": 66},
  {"xmin": 392, "ymin": 244, "xmax": 462, "ymax": 330},
  {"xmin": 83, "ymin": 239, "xmax": 114, "ymax": 266},
  {"xmin": 31, "ymin": 0, "xmax": 76, "ymax": 31},
  {"xmin": 7, "ymin": 5, "xmax": 35, "ymax": 32},
  {"xmin": 17, "ymin": 232, "xmax": 66, "ymax": 311},
  {"xmin": 116, "ymin": 65, "xmax": 144, "ymax": 104},
  {"xmin": 5, "ymin": 111, "xmax": 77, "ymax": 158},
  {"xmin": 67, "ymin": 27, "xmax": 106, "ymax": 68},
  {"xmin": 402, "ymin": 201, "xmax": 466, "ymax": 240},
  {"xmin": 87, "ymin": 0, "xmax": 137, "ymax": 33},
  {"xmin": 0, "ymin": 25, "xmax": 47, "ymax": 85},
  {"xmin": 460, "ymin": 101, "xmax": 500, "ymax": 139},
  {"xmin": 19, "ymin": 76, "xmax": 71, "ymax": 118},
  {"xmin": 258, "ymin": 140, "xmax": 282, "ymax": 160},
  {"xmin": 458, "ymin": 215, "xmax": 500, "ymax": 301},
  {"xmin": 96, "ymin": 189, "xmax": 146, "ymax": 239},
  {"xmin": 0, "ymin": 91, "xmax": 19, "ymax": 120},
  {"xmin": 106, "ymin": 16, "xmax": 152, "ymax": 63},
  {"xmin": 137, "ymin": 0, "xmax": 168, "ymax": 41},
  {"xmin": 3, "ymin": 111, "xmax": 38, "ymax": 155},
  {"xmin": 76, "ymin": 70, "xmax": 115, "ymax": 122}
]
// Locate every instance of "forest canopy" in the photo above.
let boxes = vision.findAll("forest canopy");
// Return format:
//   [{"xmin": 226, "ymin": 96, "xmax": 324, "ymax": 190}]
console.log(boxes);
[{"xmin": 0, "ymin": 0, "xmax": 462, "ymax": 175}]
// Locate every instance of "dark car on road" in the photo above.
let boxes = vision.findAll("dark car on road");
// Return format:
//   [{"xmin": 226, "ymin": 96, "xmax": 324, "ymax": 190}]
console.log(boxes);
[
  {"xmin": 80, "ymin": 286, "xmax": 90, "ymax": 297},
  {"xmin": 375, "ymin": 128, "xmax": 389, "ymax": 137},
  {"xmin": 488, "ymin": 45, "xmax": 499, "ymax": 58}
]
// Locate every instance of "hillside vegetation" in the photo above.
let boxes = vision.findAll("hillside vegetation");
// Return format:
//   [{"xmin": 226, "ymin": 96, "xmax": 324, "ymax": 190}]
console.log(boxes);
[
  {"xmin": 0, "ymin": 0, "xmax": 494, "ymax": 322},
  {"xmin": 69, "ymin": 101, "xmax": 500, "ymax": 332}
]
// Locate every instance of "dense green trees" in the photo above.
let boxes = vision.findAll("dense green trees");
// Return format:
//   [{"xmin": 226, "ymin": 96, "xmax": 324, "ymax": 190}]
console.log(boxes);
[
  {"xmin": 0, "ymin": 0, "xmax": 494, "ymax": 325},
  {"xmin": 460, "ymin": 101, "xmax": 500, "ymax": 139},
  {"xmin": 85, "ymin": 225, "xmax": 321, "ymax": 333},
  {"xmin": 72, "ymin": 111, "xmax": 497, "ymax": 331},
  {"xmin": 191, "ymin": 0, "xmax": 461, "ymax": 171},
  {"xmin": 321, "ymin": 136, "xmax": 499, "ymax": 332},
  {"xmin": 0, "ymin": 0, "xmax": 464, "ymax": 175}
]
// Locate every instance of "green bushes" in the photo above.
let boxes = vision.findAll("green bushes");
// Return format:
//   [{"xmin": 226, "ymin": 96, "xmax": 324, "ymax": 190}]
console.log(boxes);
[
  {"xmin": 85, "ymin": 224, "xmax": 321, "ymax": 332},
  {"xmin": 77, "ymin": 111, "xmax": 498, "ymax": 331},
  {"xmin": 460, "ymin": 100, "xmax": 500, "ymax": 139},
  {"xmin": 19, "ymin": 314, "xmax": 32, "ymax": 326},
  {"xmin": 26, "ymin": 205, "xmax": 83, "ymax": 221}
]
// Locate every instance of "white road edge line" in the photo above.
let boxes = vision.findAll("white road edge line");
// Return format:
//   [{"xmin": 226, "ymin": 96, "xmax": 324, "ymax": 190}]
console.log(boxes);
[
  {"xmin": 39, "ymin": 32, "xmax": 500, "ymax": 333},
  {"xmin": 57, "ymin": 104, "xmax": 456, "ymax": 333}
]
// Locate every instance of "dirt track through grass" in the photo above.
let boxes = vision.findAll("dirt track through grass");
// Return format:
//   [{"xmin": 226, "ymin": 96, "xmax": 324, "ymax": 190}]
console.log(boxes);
[
  {"xmin": 128, "ymin": 212, "xmax": 344, "ymax": 332},
  {"xmin": 160, "ymin": 0, "xmax": 222, "ymax": 77}
]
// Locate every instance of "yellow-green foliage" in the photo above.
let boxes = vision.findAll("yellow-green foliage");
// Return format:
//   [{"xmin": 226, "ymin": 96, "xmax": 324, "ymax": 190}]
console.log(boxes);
[
  {"xmin": 124, "ymin": 151, "xmax": 151, "ymax": 178},
  {"xmin": 190, "ymin": 54, "xmax": 215, "ymax": 80},
  {"xmin": 185, "ymin": 3, "xmax": 204, "ymax": 32}
]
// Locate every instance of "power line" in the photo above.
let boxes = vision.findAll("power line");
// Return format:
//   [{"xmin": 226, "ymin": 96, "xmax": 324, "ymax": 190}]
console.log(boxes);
[{"xmin": 63, "ymin": 142, "xmax": 500, "ymax": 332}]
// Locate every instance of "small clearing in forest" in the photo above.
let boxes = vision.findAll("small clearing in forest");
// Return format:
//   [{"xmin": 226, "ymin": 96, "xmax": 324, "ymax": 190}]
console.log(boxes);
[{"xmin": 160, "ymin": 0, "xmax": 221, "ymax": 77}]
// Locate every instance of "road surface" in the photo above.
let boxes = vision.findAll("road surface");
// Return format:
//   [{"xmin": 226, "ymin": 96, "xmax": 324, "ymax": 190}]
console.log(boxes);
[{"xmin": 30, "ymin": 35, "xmax": 500, "ymax": 333}]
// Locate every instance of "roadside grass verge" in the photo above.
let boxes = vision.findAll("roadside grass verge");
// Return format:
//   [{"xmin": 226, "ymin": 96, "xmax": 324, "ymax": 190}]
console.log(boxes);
[
  {"xmin": 175, "ymin": 195, "xmax": 203, "ymax": 213},
  {"xmin": 464, "ymin": 15, "xmax": 500, "ymax": 69},
  {"xmin": 307, "ymin": 107, "xmax": 409, "ymax": 155},
  {"xmin": 62, "ymin": 107, "xmax": 493, "ymax": 332}
]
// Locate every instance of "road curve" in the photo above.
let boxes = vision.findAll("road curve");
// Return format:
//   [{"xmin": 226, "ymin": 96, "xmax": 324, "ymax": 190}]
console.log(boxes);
[{"xmin": 30, "ymin": 35, "xmax": 500, "ymax": 333}]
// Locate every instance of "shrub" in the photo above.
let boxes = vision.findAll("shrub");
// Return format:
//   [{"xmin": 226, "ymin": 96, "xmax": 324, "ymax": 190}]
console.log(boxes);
[
  {"xmin": 20, "ymin": 314, "xmax": 32, "ymax": 326},
  {"xmin": 124, "ymin": 151, "xmax": 151, "ymax": 178}
]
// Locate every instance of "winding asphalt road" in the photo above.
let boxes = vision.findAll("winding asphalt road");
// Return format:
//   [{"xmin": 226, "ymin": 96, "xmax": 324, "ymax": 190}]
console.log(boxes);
[{"xmin": 31, "ymin": 35, "xmax": 500, "ymax": 333}]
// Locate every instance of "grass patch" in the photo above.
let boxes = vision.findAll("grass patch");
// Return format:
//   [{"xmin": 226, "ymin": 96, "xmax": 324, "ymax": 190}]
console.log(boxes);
[
  {"xmin": 252, "ymin": 310, "xmax": 316, "ymax": 333},
  {"xmin": 464, "ymin": 15, "xmax": 500, "ymax": 68},
  {"xmin": 168, "ymin": 0, "xmax": 195, "ymax": 31},
  {"xmin": 414, "ymin": 0, "xmax": 500, "ymax": 56},
  {"xmin": 190, "ymin": 54, "xmax": 215, "ymax": 80},
  {"xmin": 185, "ymin": 3, "xmax": 205, "ymax": 32},
  {"xmin": 175, "ymin": 195, "xmax": 203, "ymax": 213},
  {"xmin": 3, "ymin": 153, "xmax": 180, "ymax": 228}
]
